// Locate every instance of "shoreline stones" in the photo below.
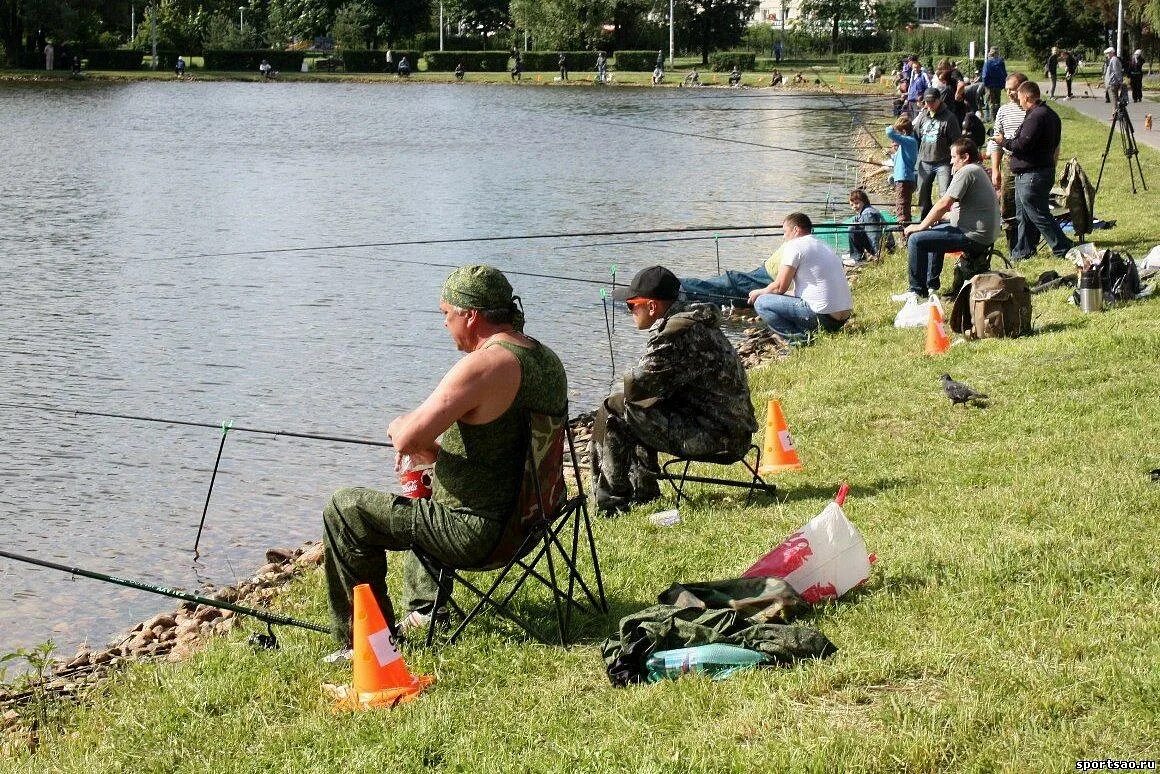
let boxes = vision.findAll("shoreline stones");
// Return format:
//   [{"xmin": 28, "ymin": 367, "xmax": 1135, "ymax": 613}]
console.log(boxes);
[{"xmin": 0, "ymin": 540, "xmax": 327, "ymax": 730}]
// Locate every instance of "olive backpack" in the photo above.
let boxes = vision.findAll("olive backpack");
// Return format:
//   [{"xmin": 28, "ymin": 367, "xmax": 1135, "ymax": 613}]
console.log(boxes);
[{"xmin": 950, "ymin": 270, "xmax": 1033, "ymax": 339}]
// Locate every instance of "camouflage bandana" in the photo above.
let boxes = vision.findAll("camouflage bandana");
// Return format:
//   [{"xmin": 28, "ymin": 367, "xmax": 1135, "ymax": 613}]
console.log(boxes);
[{"xmin": 441, "ymin": 265, "xmax": 514, "ymax": 311}]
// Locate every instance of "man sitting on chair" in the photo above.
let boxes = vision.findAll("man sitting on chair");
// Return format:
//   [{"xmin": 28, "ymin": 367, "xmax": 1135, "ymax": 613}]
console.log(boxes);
[
  {"xmin": 590, "ymin": 266, "xmax": 756, "ymax": 515},
  {"xmin": 321, "ymin": 265, "xmax": 567, "ymax": 651}
]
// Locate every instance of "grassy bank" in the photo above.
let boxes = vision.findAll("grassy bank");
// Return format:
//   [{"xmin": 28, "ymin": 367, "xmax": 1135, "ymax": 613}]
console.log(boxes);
[{"xmin": 2, "ymin": 107, "xmax": 1158, "ymax": 773}]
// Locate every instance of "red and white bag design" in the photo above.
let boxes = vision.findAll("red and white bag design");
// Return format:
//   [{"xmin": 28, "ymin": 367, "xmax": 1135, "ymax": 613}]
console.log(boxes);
[{"xmin": 741, "ymin": 484, "xmax": 873, "ymax": 603}]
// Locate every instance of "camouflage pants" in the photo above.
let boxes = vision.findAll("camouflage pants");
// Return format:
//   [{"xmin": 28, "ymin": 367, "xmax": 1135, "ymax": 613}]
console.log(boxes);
[
  {"xmin": 322, "ymin": 487, "xmax": 504, "ymax": 646},
  {"xmin": 589, "ymin": 394, "xmax": 748, "ymax": 512}
]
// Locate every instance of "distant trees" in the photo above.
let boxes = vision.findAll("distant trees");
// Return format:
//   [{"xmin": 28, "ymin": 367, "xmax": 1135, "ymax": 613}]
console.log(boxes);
[
  {"xmin": 799, "ymin": 0, "xmax": 868, "ymax": 52},
  {"xmin": 676, "ymin": 0, "xmax": 760, "ymax": 63}
]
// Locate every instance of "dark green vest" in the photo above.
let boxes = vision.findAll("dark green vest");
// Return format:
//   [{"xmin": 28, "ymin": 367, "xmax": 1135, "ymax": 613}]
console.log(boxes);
[{"xmin": 432, "ymin": 338, "xmax": 567, "ymax": 521}]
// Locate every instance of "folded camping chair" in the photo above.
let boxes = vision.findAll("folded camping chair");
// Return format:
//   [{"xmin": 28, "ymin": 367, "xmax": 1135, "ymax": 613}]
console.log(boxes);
[
  {"xmin": 658, "ymin": 444, "xmax": 777, "ymax": 508},
  {"xmin": 412, "ymin": 410, "xmax": 607, "ymax": 646}
]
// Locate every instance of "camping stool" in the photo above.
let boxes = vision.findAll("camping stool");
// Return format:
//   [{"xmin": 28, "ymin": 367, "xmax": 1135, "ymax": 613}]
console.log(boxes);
[
  {"xmin": 658, "ymin": 444, "xmax": 777, "ymax": 508},
  {"xmin": 946, "ymin": 242, "xmax": 1010, "ymax": 299}
]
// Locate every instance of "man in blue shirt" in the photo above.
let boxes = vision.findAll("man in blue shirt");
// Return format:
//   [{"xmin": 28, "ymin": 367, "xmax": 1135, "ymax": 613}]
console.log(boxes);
[{"xmin": 981, "ymin": 47, "xmax": 1008, "ymax": 121}]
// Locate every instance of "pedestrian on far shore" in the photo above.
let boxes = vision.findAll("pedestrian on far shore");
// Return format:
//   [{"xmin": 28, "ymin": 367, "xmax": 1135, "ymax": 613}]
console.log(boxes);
[
  {"xmin": 1061, "ymin": 50, "xmax": 1077, "ymax": 99},
  {"xmin": 558, "ymin": 53, "xmax": 568, "ymax": 81},
  {"xmin": 1127, "ymin": 50, "xmax": 1145, "ymax": 103},
  {"xmin": 1044, "ymin": 47, "xmax": 1059, "ymax": 99}
]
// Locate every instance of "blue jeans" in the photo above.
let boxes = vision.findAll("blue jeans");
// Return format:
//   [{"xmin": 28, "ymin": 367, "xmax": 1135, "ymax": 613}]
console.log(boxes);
[
  {"xmin": 848, "ymin": 227, "xmax": 876, "ymax": 259},
  {"xmin": 1012, "ymin": 168, "xmax": 1074, "ymax": 260},
  {"xmin": 916, "ymin": 160, "xmax": 952, "ymax": 219},
  {"xmin": 753, "ymin": 293, "xmax": 846, "ymax": 344},
  {"xmin": 907, "ymin": 224, "xmax": 978, "ymax": 296},
  {"xmin": 680, "ymin": 266, "xmax": 772, "ymax": 305}
]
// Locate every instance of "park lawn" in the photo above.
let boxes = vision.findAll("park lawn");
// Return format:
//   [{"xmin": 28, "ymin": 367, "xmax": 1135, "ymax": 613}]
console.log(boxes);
[{"xmin": 3, "ymin": 106, "xmax": 1158, "ymax": 774}]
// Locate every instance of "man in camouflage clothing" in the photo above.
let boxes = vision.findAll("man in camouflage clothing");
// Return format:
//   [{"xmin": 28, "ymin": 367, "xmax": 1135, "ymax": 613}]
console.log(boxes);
[{"xmin": 590, "ymin": 266, "xmax": 757, "ymax": 515}]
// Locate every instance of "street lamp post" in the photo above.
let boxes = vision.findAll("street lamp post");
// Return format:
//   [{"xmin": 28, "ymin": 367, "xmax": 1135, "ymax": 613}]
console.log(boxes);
[
  {"xmin": 983, "ymin": 0, "xmax": 990, "ymax": 58},
  {"xmin": 1116, "ymin": 0, "xmax": 1123, "ymax": 56},
  {"xmin": 668, "ymin": 0, "xmax": 674, "ymax": 68},
  {"xmin": 439, "ymin": 1, "xmax": 444, "ymax": 52},
  {"xmin": 238, "ymin": 6, "xmax": 245, "ymax": 32}
]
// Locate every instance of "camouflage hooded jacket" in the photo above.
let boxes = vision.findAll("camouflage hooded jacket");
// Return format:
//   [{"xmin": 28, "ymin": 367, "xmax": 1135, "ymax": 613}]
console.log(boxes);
[{"xmin": 623, "ymin": 302, "xmax": 758, "ymax": 449}]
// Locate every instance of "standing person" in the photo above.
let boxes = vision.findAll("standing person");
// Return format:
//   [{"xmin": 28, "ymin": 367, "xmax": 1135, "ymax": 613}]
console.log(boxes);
[
  {"xmin": 981, "ymin": 47, "xmax": 1008, "ymax": 120},
  {"xmin": 1044, "ymin": 47, "xmax": 1060, "ymax": 99},
  {"xmin": 905, "ymin": 56, "xmax": 928, "ymax": 117},
  {"xmin": 886, "ymin": 115, "xmax": 918, "ymax": 225},
  {"xmin": 987, "ymin": 72, "xmax": 1030, "ymax": 251},
  {"xmin": 933, "ymin": 59, "xmax": 963, "ymax": 121},
  {"xmin": 44, "ymin": 41, "xmax": 54, "ymax": 70},
  {"xmin": 320, "ymin": 265, "xmax": 568, "ymax": 648},
  {"xmin": 914, "ymin": 87, "xmax": 962, "ymax": 219},
  {"xmin": 596, "ymin": 51, "xmax": 607, "ymax": 83},
  {"xmin": 558, "ymin": 53, "xmax": 568, "ymax": 81},
  {"xmin": 902, "ymin": 139, "xmax": 1001, "ymax": 299},
  {"xmin": 1062, "ymin": 50, "xmax": 1077, "ymax": 99},
  {"xmin": 1103, "ymin": 47, "xmax": 1124, "ymax": 104},
  {"xmin": 844, "ymin": 189, "xmax": 894, "ymax": 266},
  {"xmin": 774, "ymin": 40, "xmax": 783, "ymax": 64},
  {"xmin": 510, "ymin": 48, "xmax": 522, "ymax": 81},
  {"xmin": 1127, "ymin": 50, "xmax": 1145, "ymax": 103},
  {"xmin": 591, "ymin": 266, "xmax": 756, "ymax": 514},
  {"xmin": 747, "ymin": 213, "xmax": 855, "ymax": 345},
  {"xmin": 994, "ymin": 81, "xmax": 1075, "ymax": 260},
  {"xmin": 175, "ymin": 56, "xmax": 186, "ymax": 78}
]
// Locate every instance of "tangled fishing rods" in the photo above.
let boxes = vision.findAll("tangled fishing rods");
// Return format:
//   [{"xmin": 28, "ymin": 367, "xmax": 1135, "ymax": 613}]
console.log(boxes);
[
  {"xmin": 0, "ymin": 401, "xmax": 394, "ymax": 558},
  {"xmin": 0, "ymin": 549, "xmax": 329, "ymax": 647}
]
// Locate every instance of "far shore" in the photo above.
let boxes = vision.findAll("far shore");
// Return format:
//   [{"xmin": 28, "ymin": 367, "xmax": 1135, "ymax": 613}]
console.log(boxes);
[{"xmin": 0, "ymin": 66, "xmax": 891, "ymax": 95}]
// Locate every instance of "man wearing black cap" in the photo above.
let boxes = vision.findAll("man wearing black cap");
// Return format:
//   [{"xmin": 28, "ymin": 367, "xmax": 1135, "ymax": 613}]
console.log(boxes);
[
  {"xmin": 914, "ymin": 86, "xmax": 962, "ymax": 219},
  {"xmin": 320, "ymin": 265, "xmax": 567, "ymax": 652},
  {"xmin": 590, "ymin": 266, "xmax": 757, "ymax": 515}
]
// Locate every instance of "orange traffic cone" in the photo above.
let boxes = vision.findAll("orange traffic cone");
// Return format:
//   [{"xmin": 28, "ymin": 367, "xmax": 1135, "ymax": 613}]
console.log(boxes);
[
  {"xmin": 759, "ymin": 399, "xmax": 803, "ymax": 474},
  {"xmin": 925, "ymin": 299, "xmax": 950, "ymax": 355},
  {"xmin": 337, "ymin": 584, "xmax": 433, "ymax": 710}
]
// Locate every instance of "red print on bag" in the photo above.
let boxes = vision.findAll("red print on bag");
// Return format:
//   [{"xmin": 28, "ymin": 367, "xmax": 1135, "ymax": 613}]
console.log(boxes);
[{"xmin": 743, "ymin": 531, "xmax": 813, "ymax": 578}]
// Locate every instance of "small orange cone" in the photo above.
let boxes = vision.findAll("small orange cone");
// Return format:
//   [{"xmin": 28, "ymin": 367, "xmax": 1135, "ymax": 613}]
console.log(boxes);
[
  {"xmin": 336, "ymin": 584, "xmax": 433, "ymax": 710},
  {"xmin": 759, "ymin": 399, "xmax": 804, "ymax": 474},
  {"xmin": 925, "ymin": 299, "xmax": 951, "ymax": 355}
]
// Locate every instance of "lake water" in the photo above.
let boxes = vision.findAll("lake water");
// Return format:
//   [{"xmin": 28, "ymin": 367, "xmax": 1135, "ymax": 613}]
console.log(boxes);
[{"xmin": 0, "ymin": 79, "xmax": 883, "ymax": 658}]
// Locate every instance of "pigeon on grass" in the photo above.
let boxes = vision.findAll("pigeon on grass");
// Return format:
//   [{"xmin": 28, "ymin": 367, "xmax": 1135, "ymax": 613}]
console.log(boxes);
[{"xmin": 940, "ymin": 374, "xmax": 989, "ymax": 407}]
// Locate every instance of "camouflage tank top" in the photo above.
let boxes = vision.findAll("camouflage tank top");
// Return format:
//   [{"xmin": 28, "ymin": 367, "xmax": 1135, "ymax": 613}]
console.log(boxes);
[{"xmin": 432, "ymin": 338, "xmax": 568, "ymax": 521}]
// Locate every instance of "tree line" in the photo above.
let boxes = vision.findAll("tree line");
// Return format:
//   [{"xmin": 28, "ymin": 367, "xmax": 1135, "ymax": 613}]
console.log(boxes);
[{"xmin": 2, "ymin": 0, "xmax": 1154, "ymax": 68}]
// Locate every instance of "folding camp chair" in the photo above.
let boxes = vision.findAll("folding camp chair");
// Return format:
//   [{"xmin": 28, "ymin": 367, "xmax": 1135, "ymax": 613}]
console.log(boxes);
[
  {"xmin": 657, "ymin": 443, "xmax": 777, "ymax": 508},
  {"xmin": 412, "ymin": 410, "xmax": 607, "ymax": 646}
]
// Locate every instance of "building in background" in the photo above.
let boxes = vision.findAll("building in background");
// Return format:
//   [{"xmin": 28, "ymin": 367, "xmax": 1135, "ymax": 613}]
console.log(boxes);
[{"xmin": 755, "ymin": 0, "xmax": 956, "ymax": 26}]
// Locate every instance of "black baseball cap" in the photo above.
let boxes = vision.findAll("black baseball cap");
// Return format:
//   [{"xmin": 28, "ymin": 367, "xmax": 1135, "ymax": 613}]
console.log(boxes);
[
  {"xmin": 612, "ymin": 265, "xmax": 681, "ymax": 302},
  {"xmin": 923, "ymin": 87, "xmax": 943, "ymax": 102}
]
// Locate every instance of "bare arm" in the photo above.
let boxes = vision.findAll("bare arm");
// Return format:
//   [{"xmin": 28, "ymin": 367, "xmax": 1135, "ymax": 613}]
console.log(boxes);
[
  {"xmin": 903, "ymin": 193, "xmax": 956, "ymax": 235},
  {"xmin": 747, "ymin": 264, "xmax": 797, "ymax": 305},
  {"xmin": 387, "ymin": 347, "xmax": 520, "ymax": 462}
]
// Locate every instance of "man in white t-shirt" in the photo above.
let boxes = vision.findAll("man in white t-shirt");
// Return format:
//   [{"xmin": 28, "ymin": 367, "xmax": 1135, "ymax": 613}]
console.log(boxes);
[{"xmin": 747, "ymin": 212, "xmax": 854, "ymax": 345}]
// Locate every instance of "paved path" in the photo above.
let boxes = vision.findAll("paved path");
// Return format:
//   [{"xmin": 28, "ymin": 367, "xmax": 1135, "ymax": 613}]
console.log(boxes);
[{"xmin": 1037, "ymin": 79, "xmax": 1160, "ymax": 151}]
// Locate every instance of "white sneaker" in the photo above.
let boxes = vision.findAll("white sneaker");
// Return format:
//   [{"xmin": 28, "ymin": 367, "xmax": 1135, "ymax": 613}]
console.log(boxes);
[
  {"xmin": 842, "ymin": 255, "xmax": 862, "ymax": 267},
  {"xmin": 398, "ymin": 610, "xmax": 432, "ymax": 636},
  {"xmin": 891, "ymin": 290, "xmax": 918, "ymax": 302}
]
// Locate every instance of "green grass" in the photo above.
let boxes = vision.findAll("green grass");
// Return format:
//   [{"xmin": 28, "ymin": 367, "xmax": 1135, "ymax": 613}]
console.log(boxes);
[{"xmin": 3, "ymin": 109, "xmax": 1158, "ymax": 773}]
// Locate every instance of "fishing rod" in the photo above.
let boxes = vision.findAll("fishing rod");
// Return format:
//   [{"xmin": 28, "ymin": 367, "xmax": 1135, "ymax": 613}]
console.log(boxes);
[
  {"xmin": 171, "ymin": 222, "xmax": 798, "ymax": 262},
  {"xmin": 557, "ymin": 223, "xmax": 904, "ymax": 250},
  {"xmin": 707, "ymin": 198, "xmax": 889, "ymax": 206},
  {"xmin": 0, "ymin": 548, "xmax": 329, "ymax": 636},
  {"xmin": 0, "ymin": 402, "xmax": 394, "ymax": 449},
  {"xmin": 588, "ymin": 118, "xmax": 883, "ymax": 167}
]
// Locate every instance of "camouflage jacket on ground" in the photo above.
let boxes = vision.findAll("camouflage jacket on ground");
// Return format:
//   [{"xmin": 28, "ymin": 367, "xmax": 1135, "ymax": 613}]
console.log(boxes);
[{"xmin": 623, "ymin": 302, "xmax": 758, "ymax": 448}]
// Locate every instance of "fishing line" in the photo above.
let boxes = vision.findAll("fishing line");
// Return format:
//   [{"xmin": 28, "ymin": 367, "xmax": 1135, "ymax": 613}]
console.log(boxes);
[
  {"xmin": 557, "ymin": 222, "xmax": 903, "ymax": 250},
  {"xmin": 0, "ymin": 548, "xmax": 329, "ymax": 635},
  {"xmin": 170, "ymin": 223, "xmax": 798, "ymax": 262},
  {"xmin": 587, "ymin": 118, "xmax": 882, "ymax": 166},
  {"xmin": 706, "ymin": 198, "xmax": 890, "ymax": 206},
  {"xmin": 0, "ymin": 402, "xmax": 394, "ymax": 448}
]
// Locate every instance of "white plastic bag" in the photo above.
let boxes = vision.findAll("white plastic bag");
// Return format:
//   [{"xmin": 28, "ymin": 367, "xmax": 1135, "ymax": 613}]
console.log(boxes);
[
  {"xmin": 894, "ymin": 295, "xmax": 933, "ymax": 328},
  {"xmin": 742, "ymin": 489, "xmax": 872, "ymax": 603}
]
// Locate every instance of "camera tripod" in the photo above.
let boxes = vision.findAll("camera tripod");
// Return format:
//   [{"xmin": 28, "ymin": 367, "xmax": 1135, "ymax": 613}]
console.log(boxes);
[{"xmin": 1095, "ymin": 96, "xmax": 1148, "ymax": 195}]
